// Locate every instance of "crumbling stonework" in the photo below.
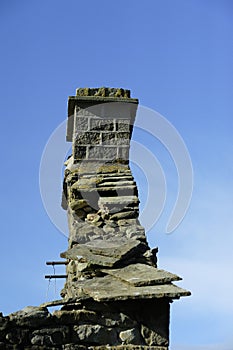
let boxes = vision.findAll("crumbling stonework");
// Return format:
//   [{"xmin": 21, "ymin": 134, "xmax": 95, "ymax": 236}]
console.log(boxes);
[
  {"xmin": 0, "ymin": 304, "xmax": 170, "ymax": 349},
  {"xmin": 0, "ymin": 88, "xmax": 190, "ymax": 349}
]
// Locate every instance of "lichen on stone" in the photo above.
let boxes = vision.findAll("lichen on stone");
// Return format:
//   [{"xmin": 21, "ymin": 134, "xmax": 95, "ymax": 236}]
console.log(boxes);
[{"xmin": 76, "ymin": 87, "xmax": 131, "ymax": 98}]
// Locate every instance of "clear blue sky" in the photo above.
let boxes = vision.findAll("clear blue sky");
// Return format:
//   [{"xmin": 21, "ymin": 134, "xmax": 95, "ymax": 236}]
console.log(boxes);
[{"xmin": 1, "ymin": 1, "xmax": 233, "ymax": 349}]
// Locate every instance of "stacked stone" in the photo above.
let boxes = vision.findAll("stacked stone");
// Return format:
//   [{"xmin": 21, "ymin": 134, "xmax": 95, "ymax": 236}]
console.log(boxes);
[
  {"xmin": 0, "ymin": 88, "xmax": 190, "ymax": 349},
  {"xmin": 62, "ymin": 88, "xmax": 155, "ymax": 288},
  {"xmin": 63, "ymin": 88, "xmax": 141, "ymax": 248},
  {"xmin": 0, "ymin": 305, "xmax": 170, "ymax": 349},
  {"xmin": 59, "ymin": 88, "xmax": 190, "ymax": 349},
  {"xmin": 63, "ymin": 162, "xmax": 145, "ymax": 245}
]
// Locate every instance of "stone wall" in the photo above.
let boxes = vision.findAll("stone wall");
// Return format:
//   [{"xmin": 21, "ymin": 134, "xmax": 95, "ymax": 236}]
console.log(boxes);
[{"xmin": 0, "ymin": 299, "xmax": 169, "ymax": 349}]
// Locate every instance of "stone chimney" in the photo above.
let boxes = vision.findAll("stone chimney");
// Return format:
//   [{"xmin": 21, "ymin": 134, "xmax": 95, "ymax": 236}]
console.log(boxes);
[
  {"xmin": 60, "ymin": 87, "xmax": 191, "ymax": 349},
  {"xmin": 0, "ymin": 87, "xmax": 190, "ymax": 349}
]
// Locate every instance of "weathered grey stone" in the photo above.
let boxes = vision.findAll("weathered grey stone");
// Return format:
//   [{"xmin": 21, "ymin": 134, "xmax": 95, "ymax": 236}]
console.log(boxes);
[
  {"xmin": 78, "ymin": 275, "xmax": 191, "ymax": 302},
  {"xmin": 27, "ymin": 346, "xmax": 63, "ymax": 350},
  {"xmin": 86, "ymin": 346, "xmax": 168, "ymax": 350},
  {"xmin": 75, "ymin": 116, "xmax": 89, "ymax": 132},
  {"xmin": 31, "ymin": 326, "xmax": 69, "ymax": 346},
  {"xmin": 101, "ymin": 132, "xmax": 117, "ymax": 145},
  {"xmin": 53, "ymin": 308, "xmax": 135, "ymax": 329},
  {"xmin": 102, "ymin": 312, "xmax": 136, "ymax": 328},
  {"xmin": 9, "ymin": 306, "xmax": 50, "ymax": 327},
  {"xmin": 96, "ymin": 163, "xmax": 131, "ymax": 174},
  {"xmin": 86, "ymin": 213, "xmax": 103, "ymax": 226},
  {"xmin": 98, "ymin": 175, "xmax": 133, "ymax": 182},
  {"xmin": 54, "ymin": 309, "xmax": 92, "ymax": 323},
  {"xmin": 73, "ymin": 324, "xmax": 118, "ymax": 345},
  {"xmin": 62, "ymin": 345, "xmax": 87, "ymax": 350},
  {"xmin": 116, "ymin": 132, "xmax": 130, "ymax": 145},
  {"xmin": 72, "ymin": 177, "xmax": 100, "ymax": 190},
  {"xmin": 31, "ymin": 334, "xmax": 53, "ymax": 346},
  {"xmin": 74, "ymin": 132, "xmax": 101, "ymax": 145},
  {"xmin": 65, "ymin": 345, "xmax": 160, "ymax": 350},
  {"xmin": 119, "ymin": 328, "xmax": 142, "ymax": 345},
  {"xmin": 61, "ymin": 281, "xmax": 91, "ymax": 300},
  {"xmin": 87, "ymin": 146, "xmax": 119, "ymax": 160},
  {"xmin": 98, "ymin": 196, "xmax": 139, "ymax": 211},
  {"xmin": 143, "ymin": 248, "xmax": 158, "ymax": 266},
  {"xmin": 97, "ymin": 180, "xmax": 135, "ymax": 187},
  {"xmin": 118, "ymin": 147, "xmax": 129, "ymax": 160},
  {"xmin": 39, "ymin": 298, "xmax": 80, "ymax": 308},
  {"xmin": 103, "ymin": 146, "xmax": 119, "ymax": 160},
  {"xmin": 103, "ymin": 225, "xmax": 115, "ymax": 234},
  {"xmin": 74, "ymin": 145, "xmax": 87, "ymax": 159},
  {"xmin": 141, "ymin": 325, "xmax": 168, "ymax": 346},
  {"xmin": 90, "ymin": 119, "xmax": 115, "ymax": 131},
  {"xmin": 116, "ymin": 120, "xmax": 130, "ymax": 131},
  {"xmin": 124, "ymin": 225, "xmax": 144, "ymax": 235},
  {"xmin": 126, "ymin": 228, "xmax": 146, "ymax": 241},
  {"xmin": 62, "ymin": 246, "xmax": 115, "ymax": 267},
  {"xmin": 101, "ymin": 264, "xmax": 181, "ymax": 287},
  {"xmin": 67, "ymin": 218, "xmax": 97, "ymax": 244},
  {"xmin": 61, "ymin": 239, "xmax": 147, "ymax": 267},
  {"xmin": 66, "ymin": 260, "xmax": 80, "ymax": 277},
  {"xmin": 110, "ymin": 210, "xmax": 138, "ymax": 220},
  {"xmin": 117, "ymin": 219, "xmax": 139, "ymax": 227}
]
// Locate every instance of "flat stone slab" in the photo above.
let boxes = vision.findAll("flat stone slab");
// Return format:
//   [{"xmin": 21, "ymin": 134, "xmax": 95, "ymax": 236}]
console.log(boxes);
[
  {"xmin": 87, "ymin": 347, "xmax": 168, "ymax": 350},
  {"xmin": 98, "ymin": 196, "xmax": 139, "ymax": 206},
  {"xmin": 61, "ymin": 239, "xmax": 147, "ymax": 267},
  {"xmin": 78, "ymin": 275, "xmax": 191, "ymax": 301},
  {"xmin": 72, "ymin": 185, "xmax": 136, "ymax": 193},
  {"xmin": 40, "ymin": 298, "xmax": 83, "ymax": 308},
  {"xmin": 101, "ymin": 263, "xmax": 181, "ymax": 287},
  {"xmin": 62, "ymin": 346, "xmax": 167, "ymax": 350},
  {"xmin": 97, "ymin": 181, "xmax": 136, "ymax": 187}
]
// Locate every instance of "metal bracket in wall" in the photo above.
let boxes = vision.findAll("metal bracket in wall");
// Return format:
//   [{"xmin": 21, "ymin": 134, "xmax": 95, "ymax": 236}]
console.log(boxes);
[
  {"xmin": 45, "ymin": 275, "xmax": 67, "ymax": 279},
  {"xmin": 46, "ymin": 261, "xmax": 68, "ymax": 265},
  {"xmin": 45, "ymin": 261, "xmax": 68, "ymax": 279}
]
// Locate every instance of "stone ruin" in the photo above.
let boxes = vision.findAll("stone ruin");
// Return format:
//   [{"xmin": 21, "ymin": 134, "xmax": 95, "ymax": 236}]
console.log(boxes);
[{"xmin": 0, "ymin": 87, "xmax": 190, "ymax": 349}]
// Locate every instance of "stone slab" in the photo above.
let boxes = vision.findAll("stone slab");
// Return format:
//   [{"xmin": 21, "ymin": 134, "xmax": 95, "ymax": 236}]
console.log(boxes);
[
  {"xmin": 97, "ymin": 181, "xmax": 135, "ymax": 187},
  {"xmin": 40, "ymin": 298, "xmax": 82, "ymax": 308},
  {"xmin": 78, "ymin": 275, "xmax": 191, "ymax": 301},
  {"xmin": 71, "ymin": 185, "xmax": 136, "ymax": 193},
  {"xmin": 101, "ymin": 263, "xmax": 181, "ymax": 287},
  {"xmin": 98, "ymin": 175, "xmax": 133, "ymax": 180},
  {"xmin": 98, "ymin": 196, "xmax": 138, "ymax": 205},
  {"xmin": 61, "ymin": 239, "xmax": 147, "ymax": 267},
  {"xmin": 87, "ymin": 347, "xmax": 167, "ymax": 350},
  {"xmin": 62, "ymin": 346, "xmax": 167, "ymax": 350}
]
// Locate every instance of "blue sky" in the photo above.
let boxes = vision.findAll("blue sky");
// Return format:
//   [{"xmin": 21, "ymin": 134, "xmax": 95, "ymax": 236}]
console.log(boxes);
[{"xmin": 0, "ymin": 1, "xmax": 233, "ymax": 349}]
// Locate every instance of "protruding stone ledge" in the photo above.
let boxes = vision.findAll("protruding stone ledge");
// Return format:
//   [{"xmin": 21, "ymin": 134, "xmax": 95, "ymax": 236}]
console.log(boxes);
[
  {"xmin": 101, "ymin": 263, "xmax": 182, "ymax": 287},
  {"xmin": 79, "ymin": 346, "xmax": 168, "ymax": 350},
  {"xmin": 61, "ymin": 239, "xmax": 147, "ymax": 268},
  {"xmin": 75, "ymin": 275, "xmax": 191, "ymax": 302}
]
